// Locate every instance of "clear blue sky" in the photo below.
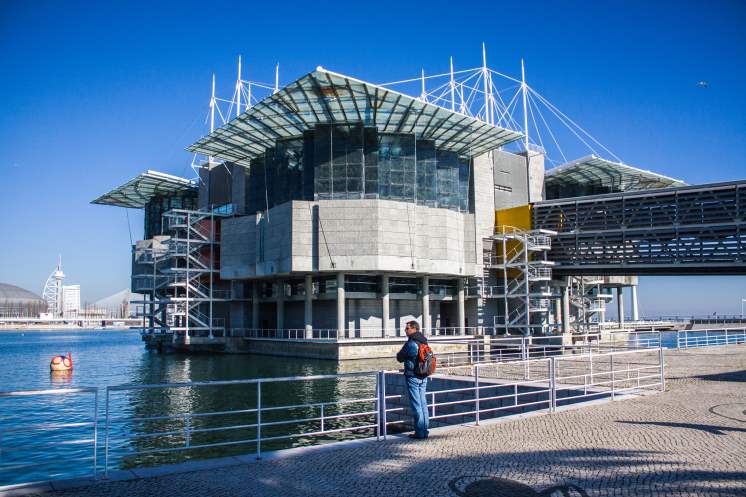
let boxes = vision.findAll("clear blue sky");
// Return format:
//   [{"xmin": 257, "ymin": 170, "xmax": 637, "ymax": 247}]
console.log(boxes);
[{"xmin": 1, "ymin": 0, "xmax": 744, "ymax": 314}]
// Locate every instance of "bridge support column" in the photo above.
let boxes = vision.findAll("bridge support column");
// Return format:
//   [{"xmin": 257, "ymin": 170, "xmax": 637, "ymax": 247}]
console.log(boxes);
[
  {"xmin": 304, "ymin": 275, "xmax": 313, "ymax": 338},
  {"xmin": 382, "ymin": 274, "xmax": 390, "ymax": 338},
  {"xmin": 252, "ymin": 281, "xmax": 259, "ymax": 330},
  {"xmin": 421, "ymin": 276, "xmax": 431, "ymax": 335},
  {"xmin": 337, "ymin": 273, "xmax": 345, "ymax": 339},
  {"xmin": 561, "ymin": 285, "xmax": 570, "ymax": 334},
  {"xmin": 617, "ymin": 287, "xmax": 625, "ymax": 328},
  {"xmin": 631, "ymin": 285, "xmax": 639, "ymax": 321},
  {"xmin": 276, "ymin": 280, "xmax": 284, "ymax": 332},
  {"xmin": 457, "ymin": 278, "xmax": 466, "ymax": 336}
]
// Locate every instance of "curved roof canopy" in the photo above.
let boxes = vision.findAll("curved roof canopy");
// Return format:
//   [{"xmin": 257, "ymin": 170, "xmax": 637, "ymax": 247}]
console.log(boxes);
[
  {"xmin": 92, "ymin": 170, "xmax": 197, "ymax": 209},
  {"xmin": 545, "ymin": 155, "xmax": 686, "ymax": 192},
  {"xmin": 0, "ymin": 283, "xmax": 45, "ymax": 305},
  {"xmin": 188, "ymin": 67, "xmax": 523, "ymax": 167}
]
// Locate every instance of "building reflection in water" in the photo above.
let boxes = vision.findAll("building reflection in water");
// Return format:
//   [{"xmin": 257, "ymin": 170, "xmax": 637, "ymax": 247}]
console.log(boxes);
[{"xmin": 113, "ymin": 352, "xmax": 397, "ymax": 469}]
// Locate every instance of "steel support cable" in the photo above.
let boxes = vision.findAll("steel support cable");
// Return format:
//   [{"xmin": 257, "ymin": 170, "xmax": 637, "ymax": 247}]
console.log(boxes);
[
  {"xmin": 529, "ymin": 87, "xmax": 622, "ymax": 162},
  {"xmin": 529, "ymin": 91, "xmax": 568, "ymax": 164},
  {"xmin": 526, "ymin": 90, "xmax": 546, "ymax": 155}
]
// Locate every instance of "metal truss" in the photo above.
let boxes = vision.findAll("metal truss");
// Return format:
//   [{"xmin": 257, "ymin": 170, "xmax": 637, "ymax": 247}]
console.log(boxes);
[
  {"xmin": 133, "ymin": 209, "xmax": 231, "ymax": 344},
  {"xmin": 534, "ymin": 180, "xmax": 746, "ymax": 275},
  {"xmin": 480, "ymin": 226, "xmax": 556, "ymax": 336}
]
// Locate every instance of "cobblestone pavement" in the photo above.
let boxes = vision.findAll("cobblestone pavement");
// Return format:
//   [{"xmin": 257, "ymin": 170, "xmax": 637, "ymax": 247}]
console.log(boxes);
[{"xmin": 16, "ymin": 346, "xmax": 746, "ymax": 497}]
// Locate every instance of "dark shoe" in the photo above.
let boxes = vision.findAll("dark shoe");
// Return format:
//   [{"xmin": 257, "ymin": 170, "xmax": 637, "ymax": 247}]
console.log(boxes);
[{"xmin": 408, "ymin": 433, "xmax": 426, "ymax": 439}]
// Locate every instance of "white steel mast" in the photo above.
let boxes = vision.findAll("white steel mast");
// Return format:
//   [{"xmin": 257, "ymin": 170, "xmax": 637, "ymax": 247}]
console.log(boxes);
[
  {"xmin": 274, "ymin": 63, "xmax": 279, "ymax": 94},
  {"xmin": 449, "ymin": 57, "xmax": 455, "ymax": 112},
  {"xmin": 482, "ymin": 43, "xmax": 492, "ymax": 125},
  {"xmin": 236, "ymin": 56, "xmax": 242, "ymax": 117},
  {"xmin": 521, "ymin": 59, "xmax": 529, "ymax": 153}
]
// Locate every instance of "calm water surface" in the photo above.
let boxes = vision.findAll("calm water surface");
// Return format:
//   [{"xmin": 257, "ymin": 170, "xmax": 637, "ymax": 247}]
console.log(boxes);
[{"xmin": 0, "ymin": 329, "xmax": 397, "ymax": 485}]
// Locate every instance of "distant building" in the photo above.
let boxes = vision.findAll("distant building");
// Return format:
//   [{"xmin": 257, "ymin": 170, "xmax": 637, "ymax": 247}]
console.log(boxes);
[
  {"xmin": 62, "ymin": 285, "xmax": 81, "ymax": 317},
  {"xmin": 0, "ymin": 283, "xmax": 47, "ymax": 318}
]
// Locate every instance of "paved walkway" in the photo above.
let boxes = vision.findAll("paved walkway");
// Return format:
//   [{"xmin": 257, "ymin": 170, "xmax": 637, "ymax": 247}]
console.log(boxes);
[{"xmin": 13, "ymin": 346, "xmax": 746, "ymax": 497}]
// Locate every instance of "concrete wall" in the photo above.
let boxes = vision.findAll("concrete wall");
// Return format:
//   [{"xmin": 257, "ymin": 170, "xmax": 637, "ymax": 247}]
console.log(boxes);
[
  {"xmin": 220, "ymin": 199, "xmax": 478, "ymax": 279},
  {"xmin": 492, "ymin": 150, "xmax": 545, "ymax": 210}
]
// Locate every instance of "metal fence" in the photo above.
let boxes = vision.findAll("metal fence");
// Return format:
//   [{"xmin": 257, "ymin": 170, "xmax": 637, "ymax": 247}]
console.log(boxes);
[
  {"xmin": 0, "ymin": 387, "xmax": 98, "ymax": 487},
  {"xmin": 677, "ymin": 328, "xmax": 746, "ymax": 348},
  {"xmin": 381, "ymin": 348, "xmax": 664, "ymax": 433},
  {"xmin": 103, "ymin": 372, "xmax": 381, "ymax": 477},
  {"xmin": 9, "ymin": 327, "xmax": 746, "ymax": 488}
]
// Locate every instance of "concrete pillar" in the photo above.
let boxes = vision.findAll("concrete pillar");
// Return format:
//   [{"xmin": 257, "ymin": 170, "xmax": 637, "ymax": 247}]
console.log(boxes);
[
  {"xmin": 617, "ymin": 287, "xmax": 625, "ymax": 327},
  {"xmin": 251, "ymin": 281, "xmax": 259, "ymax": 330},
  {"xmin": 421, "ymin": 275, "xmax": 430, "ymax": 334},
  {"xmin": 457, "ymin": 278, "xmax": 466, "ymax": 336},
  {"xmin": 337, "ymin": 273, "xmax": 345, "ymax": 339},
  {"xmin": 561, "ymin": 285, "xmax": 570, "ymax": 334},
  {"xmin": 304, "ymin": 275, "xmax": 313, "ymax": 338},
  {"xmin": 631, "ymin": 285, "xmax": 639, "ymax": 321},
  {"xmin": 381, "ymin": 274, "xmax": 390, "ymax": 338},
  {"xmin": 552, "ymin": 296, "xmax": 561, "ymax": 326},
  {"xmin": 276, "ymin": 280, "xmax": 285, "ymax": 331}
]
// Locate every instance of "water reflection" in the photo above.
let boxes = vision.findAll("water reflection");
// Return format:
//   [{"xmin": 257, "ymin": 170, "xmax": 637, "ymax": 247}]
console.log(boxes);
[{"xmin": 0, "ymin": 329, "xmax": 393, "ymax": 483}]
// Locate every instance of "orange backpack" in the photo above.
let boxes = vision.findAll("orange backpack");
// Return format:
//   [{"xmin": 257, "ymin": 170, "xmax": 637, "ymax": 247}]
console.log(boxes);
[{"xmin": 414, "ymin": 342, "xmax": 437, "ymax": 377}]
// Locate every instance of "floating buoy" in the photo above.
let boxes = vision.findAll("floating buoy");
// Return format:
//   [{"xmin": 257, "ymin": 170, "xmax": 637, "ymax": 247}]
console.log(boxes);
[{"xmin": 50, "ymin": 352, "xmax": 73, "ymax": 372}]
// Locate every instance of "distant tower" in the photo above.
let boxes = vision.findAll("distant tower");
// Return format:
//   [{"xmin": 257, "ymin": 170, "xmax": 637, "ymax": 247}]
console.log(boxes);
[{"xmin": 42, "ymin": 256, "xmax": 65, "ymax": 317}]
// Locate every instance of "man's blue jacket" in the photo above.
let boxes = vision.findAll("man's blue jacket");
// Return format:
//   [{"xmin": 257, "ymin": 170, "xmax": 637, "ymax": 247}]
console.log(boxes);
[{"xmin": 396, "ymin": 332, "xmax": 428, "ymax": 377}]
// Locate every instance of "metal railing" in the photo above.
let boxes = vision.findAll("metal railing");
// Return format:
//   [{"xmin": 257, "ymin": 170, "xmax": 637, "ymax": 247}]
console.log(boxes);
[
  {"xmin": 677, "ymin": 328, "xmax": 746, "ymax": 348},
  {"xmin": 228, "ymin": 327, "xmax": 484, "ymax": 340},
  {"xmin": 0, "ymin": 387, "xmax": 98, "ymax": 487},
  {"xmin": 380, "ymin": 347, "xmax": 664, "ymax": 436},
  {"xmin": 103, "ymin": 372, "xmax": 381, "ymax": 477},
  {"xmin": 6, "ymin": 328, "xmax": 745, "ymax": 487}
]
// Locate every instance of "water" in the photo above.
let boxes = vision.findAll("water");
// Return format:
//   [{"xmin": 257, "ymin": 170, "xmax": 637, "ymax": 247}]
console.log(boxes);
[{"xmin": 0, "ymin": 329, "xmax": 397, "ymax": 486}]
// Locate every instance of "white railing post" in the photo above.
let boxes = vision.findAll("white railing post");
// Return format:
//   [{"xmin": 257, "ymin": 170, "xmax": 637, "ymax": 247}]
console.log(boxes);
[
  {"xmin": 374, "ymin": 372, "xmax": 379, "ymax": 441},
  {"xmin": 549, "ymin": 357, "xmax": 556, "ymax": 413},
  {"xmin": 659, "ymin": 346, "xmax": 666, "ymax": 392},
  {"xmin": 92, "ymin": 389, "xmax": 98, "ymax": 479},
  {"xmin": 256, "ymin": 381, "xmax": 262, "ymax": 459},
  {"xmin": 380, "ymin": 371, "xmax": 388, "ymax": 440},
  {"xmin": 610, "ymin": 353, "xmax": 615, "ymax": 400},
  {"xmin": 474, "ymin": 364, "xmax": 480, "ymax": 426},
  {"xmin": 104, "ymin": 388, "xmax": 110, "ymax": 478},
  {"xmin": 184, "ymin": 416, "xmax": 191, "ymax": 448}
]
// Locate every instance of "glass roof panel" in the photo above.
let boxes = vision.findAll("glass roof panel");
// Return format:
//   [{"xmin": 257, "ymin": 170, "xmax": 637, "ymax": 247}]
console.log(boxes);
[
  {"xmin": 91, "ymin": 170, "xmax": 197, "ymax": 209},
  {"xmin": 188, "ymin": 68, "xmax": 523, "ymax": 166},
  {"xmin": 545, "ymin": 155, "xmax": 687, "ymax": 191}
]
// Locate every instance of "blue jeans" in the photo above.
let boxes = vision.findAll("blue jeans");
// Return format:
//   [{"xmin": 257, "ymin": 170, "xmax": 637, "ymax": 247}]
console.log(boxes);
[{"xmin": 405, "ymin": 375, "xmax": 429, "ymax": 438}]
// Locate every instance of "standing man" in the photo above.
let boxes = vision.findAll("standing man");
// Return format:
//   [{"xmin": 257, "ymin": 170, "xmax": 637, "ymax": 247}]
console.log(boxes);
[{"xmin": 396, "ymin": 320, "xmax": 430, "ymax": 439}]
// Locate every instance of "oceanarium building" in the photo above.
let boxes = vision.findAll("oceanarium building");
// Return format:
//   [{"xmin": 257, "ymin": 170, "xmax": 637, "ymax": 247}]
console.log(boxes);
[{"xmin": 93, "ymin": 65, "xmax": 745, "ymax": 355}]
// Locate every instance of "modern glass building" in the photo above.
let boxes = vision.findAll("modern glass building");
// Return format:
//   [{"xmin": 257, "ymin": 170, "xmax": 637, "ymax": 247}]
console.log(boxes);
[{"xmin": 92, "ymin": 65, "xmax": 716, "ymax": 354}]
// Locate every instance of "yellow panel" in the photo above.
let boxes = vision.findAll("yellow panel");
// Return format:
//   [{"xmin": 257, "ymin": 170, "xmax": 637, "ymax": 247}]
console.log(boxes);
[{"xmin": 494, "ymin": 204, "xmax": 532, "ymax": 231}]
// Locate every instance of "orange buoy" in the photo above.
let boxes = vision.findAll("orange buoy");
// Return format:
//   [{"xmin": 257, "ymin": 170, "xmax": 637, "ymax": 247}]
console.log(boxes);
[{"xmin": 50, "ymin": 352, "xmax": 73, "ymax": 372}]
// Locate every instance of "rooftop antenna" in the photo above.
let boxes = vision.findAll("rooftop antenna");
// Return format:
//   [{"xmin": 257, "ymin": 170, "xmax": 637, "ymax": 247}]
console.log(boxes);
[
  {"xmin": 420, "ymin": 68, "xmax": 426, "ymax": 101},
  {"xmin": 521, "ymin": 58, "xmax": 529, "ymax": 153},
  {"xmin": 274, "ymin": 63, "xmax": 279, "ymax": 94},
  {"xmin": 236, "ymin": 55, "xmax": 242, "ymax": 118},
  {"xmin": 482, "ymin": 42, "xmax": 492, "ymax": 125},
  {"xmin": 449, "ymin": 57, "xmax": 455, "ymax": 112}
]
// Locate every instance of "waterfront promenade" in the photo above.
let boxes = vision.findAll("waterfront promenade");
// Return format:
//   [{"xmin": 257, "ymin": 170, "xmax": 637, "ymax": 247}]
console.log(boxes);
[{"xmin": 12, "ymin": 345, "xmax": 746, "ymax": 497}]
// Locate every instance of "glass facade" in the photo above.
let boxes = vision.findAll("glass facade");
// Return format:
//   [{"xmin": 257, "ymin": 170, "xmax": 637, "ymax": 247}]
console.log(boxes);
[
  {"xmin": 144, "ymin": 193, "xmax": 198, "ymax": 239},
  {"xmin": 243, "ymin": 123, "xmax": 473, "ymax": 214}
]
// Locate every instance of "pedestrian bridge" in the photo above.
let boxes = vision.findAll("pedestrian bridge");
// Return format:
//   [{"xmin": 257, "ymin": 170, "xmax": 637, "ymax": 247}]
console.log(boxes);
[{"xmin": 532, "ymin": 179, "xmax": 746, "ymax": 275}]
